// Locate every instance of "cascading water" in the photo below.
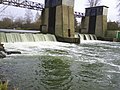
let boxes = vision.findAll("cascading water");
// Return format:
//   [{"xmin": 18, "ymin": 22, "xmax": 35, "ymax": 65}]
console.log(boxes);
[
  {"xmin": 79, "ymin": 34, "xmax": 97, "ymax": 43},
  {"xmin": 90, "ymin": 34, "xmax": 95, "ymax": 40},
  {"xmin": 79, "ymin": 34, "xmax": 84, "ymax": 41},
  {"xmin": 85, "ymin": 34, "xmax": 91, "ymax": 40},
  {"xmin": 0, "ymin": 32, "xmax": 57, "ymax": 43}
]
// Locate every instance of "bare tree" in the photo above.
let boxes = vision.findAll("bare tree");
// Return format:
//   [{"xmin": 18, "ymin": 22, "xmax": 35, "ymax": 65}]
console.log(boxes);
[
  {"xmin": 35, "ymin": 12, "xmax": 40, "ymax": 22},
  {"xmin": 116, "ymin": 0, "xmax": 120, "ymax": 21},
  {"xmin": 117, "ymin": 0, "xmax": 120, "ymax": 8},
  {"xmin": 14, "ymin": 17, "xmax": 25, "ymax": 29},
  {"xmin": 86, "ymin": 0, "xmax": 101, "ymax": 7},
  {"xmin": 24, "ymin": 9, "xmax": 33, "ymax": 24}
]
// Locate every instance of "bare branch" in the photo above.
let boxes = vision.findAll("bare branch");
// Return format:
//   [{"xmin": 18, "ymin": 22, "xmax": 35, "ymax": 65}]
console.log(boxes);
[{"xmin": 86, "ymin": 0, "xmax": 101, "ymax": 7}]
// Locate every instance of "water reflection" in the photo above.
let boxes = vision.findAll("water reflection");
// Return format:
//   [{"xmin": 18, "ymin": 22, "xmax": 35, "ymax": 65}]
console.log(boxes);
[{"xmin": 37, "ymin": 56, "xmax": 73, "ymax": 90}]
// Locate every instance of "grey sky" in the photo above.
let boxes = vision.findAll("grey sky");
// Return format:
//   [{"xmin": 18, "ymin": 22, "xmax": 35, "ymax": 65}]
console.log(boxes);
[{"xmin": 0, "ymin": 0, "xmax": 118, "ymax": 22}]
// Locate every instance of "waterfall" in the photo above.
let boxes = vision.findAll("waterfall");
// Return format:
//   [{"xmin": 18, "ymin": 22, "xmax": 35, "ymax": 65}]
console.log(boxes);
[
  {"xmin": 20, "ymin": 34, "xmax": 29, "ymax": 42},
  {"xmin": 33, "ymin": 34, "xmax": 44, "ymax": 41},
  {"xmin": 90, "ymin": 34, "xmax": 94, "ymax": 40},
  {"xmin": 0, "ymin": 33, "xmax": 57, "ymax": 43},
  {"xmin": 85, "ymin": 34, "xmax": 90, "ymax": 40},
  {"xmin": 0, "ymin": 33, "xmax": 7, "ymax": 42},
  {"xmin": 79, "ymin": 34, "xmax": 97, "ymax": 41},
  {"xmin": 79, "ymin": 34, "xmax": 84, "ymax": 41},
  {"xmin": 93, "ymin": 35, "xmax": 97, "ymax": 40},
  {"xmin": 45, "ymin": 34, "xmax": 57, "ymax": 41}
]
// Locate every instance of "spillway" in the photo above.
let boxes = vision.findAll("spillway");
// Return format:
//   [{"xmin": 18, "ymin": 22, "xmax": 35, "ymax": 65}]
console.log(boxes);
[
  {"xmin": 79, "ymin": 34, "xmax": 97, "ymax": 41},
  {"xmin": 0, "ymin": 32, "xmax": 57, "ymax": 43}
]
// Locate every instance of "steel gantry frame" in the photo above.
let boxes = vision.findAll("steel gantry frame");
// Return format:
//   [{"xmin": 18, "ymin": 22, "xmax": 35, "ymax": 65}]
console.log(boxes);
[
  {"xmin": 0, "ymin": 0, "xmax": 84, "ymax": 18},
  {"xmin": 0, "ymin": 0, "xmax": 44, "ymax": 11}
]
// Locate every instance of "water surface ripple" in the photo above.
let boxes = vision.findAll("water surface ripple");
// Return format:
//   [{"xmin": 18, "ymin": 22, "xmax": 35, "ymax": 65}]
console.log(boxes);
[{"xmin": 0, "ymin": 41, "xmax": 120, "ymax": 90}]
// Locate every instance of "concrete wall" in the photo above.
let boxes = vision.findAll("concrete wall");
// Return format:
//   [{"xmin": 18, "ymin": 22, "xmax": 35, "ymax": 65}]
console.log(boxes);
[
  {"xmin": 95, "ymin": 15, "xmax": 103, "ymax": 37},
  {"xmin": 102, "ymin": 15, "xmax": 107, "ymax": 37},
  {"xmin": 62, "ymin": 0, "xmax": 74, "ymax": 7},
  {"xmin": 55, "ymin": 5, "xmax": 63, "ymax": 37},
  {"xmin": 62, "ymin": 5, "xmax": 69, "ymax": 37},
  {"xmin": 103, "ymin": 7, "xmax": 108, "ymax": 15},
  {"xmin": 41, "ymin": 8, "xmax": 49, "ymax": 33},
  {"xmin": 55, "ymin": 5, "xmax": 75, "ymax": 38},
  {"xmin": 81, "ymin": 16, "xmax": 89, "ymax": 34},
  {"xmin": 69, "ymin": 6, "xmax": 75, "ymax": 37},
  {"xmin": 95, "ymin": 15, "xmax": 107, "ymax": 37}
]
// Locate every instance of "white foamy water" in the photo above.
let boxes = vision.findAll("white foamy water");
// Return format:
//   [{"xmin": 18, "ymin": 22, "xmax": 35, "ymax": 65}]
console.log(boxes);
[
  {"xmin": 1, "ymin": 41, "xmax": 120, "ymax": 90},
  {"xmin": 3, "ymin": 42, "xmax": 76, "ymax": 55}
]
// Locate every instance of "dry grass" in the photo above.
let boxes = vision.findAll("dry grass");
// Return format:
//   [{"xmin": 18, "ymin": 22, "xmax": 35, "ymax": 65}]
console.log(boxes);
[
  {"xmin": 0, "ymin": 81, "xmax": 18, "ymax": 90},
  {"xmin": 0, "ymin": 81, "xmax": 8, "ymax": 90}
]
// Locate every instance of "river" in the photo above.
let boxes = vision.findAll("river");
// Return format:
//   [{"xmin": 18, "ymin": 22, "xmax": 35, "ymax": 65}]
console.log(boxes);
[{"xmin": 0, "ymin": 41, "xmax": 120, "ymax": 90}]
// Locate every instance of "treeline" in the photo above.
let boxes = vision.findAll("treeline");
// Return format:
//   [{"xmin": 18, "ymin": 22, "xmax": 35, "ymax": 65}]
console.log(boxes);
[
  {"xmin": 0, "ymin": 17, "xmax": 41, "ymax": 30},
  {"xmin": 0, "ymin": 10, "xmax": 41, "ymax": 30},
  {"xmin": 107, "ymin": 21, "xmax": 120, "ymax": 30}
]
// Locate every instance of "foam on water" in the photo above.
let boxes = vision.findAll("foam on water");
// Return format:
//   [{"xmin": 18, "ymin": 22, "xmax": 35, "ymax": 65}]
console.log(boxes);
[
  {"xmin": 3, "ymin": 42, "xmax": 75, "ymax": 55},
  {"xmin": 1, "ymin": 41, "xmax": 120, "ymax": 90}
]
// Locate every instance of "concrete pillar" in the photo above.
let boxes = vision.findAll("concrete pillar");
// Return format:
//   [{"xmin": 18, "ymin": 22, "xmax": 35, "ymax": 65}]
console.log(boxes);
[
  {"xmin": 55, "ymin": 5, "xmax": 75, "ymax": 38},
  {"xmin": 81, "ymin": 6, "xmax": 108, "ymax": 38},
  {"xmin": 41, "ymin": 8, "xmax": 49, "ymax": 33},
  {"xmin": 95, "ymin": 7, "xmax": 108, "ymax": 37},
  {"xmin": 41, "ymin": 0, "xmax": 75, "ymax": 38},
  {"xmin": 81, "ymin": 16, "xmax": 89, "ymax": 34}
]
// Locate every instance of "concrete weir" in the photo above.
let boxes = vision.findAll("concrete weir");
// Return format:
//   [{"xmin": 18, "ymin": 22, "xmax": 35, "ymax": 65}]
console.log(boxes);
[
  {"xmin": 0, "ymin": 29, "xmax": 57, "ymax": 58},
  {"xmin": 0, "ymin": 29, "xmax": 56, "ymax": 42},
  {"xmin": 56, "ymin": 36, "xmax": 80, "ymax": 44},
  {"xmin": 0, "ymin": 1, "xmax": 109, "ymax": 58}
]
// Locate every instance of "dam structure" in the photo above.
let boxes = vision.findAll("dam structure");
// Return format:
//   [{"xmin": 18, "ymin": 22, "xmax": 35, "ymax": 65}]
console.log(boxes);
[
  {"xmin": 78, "ymin": 34, "xmax": 97, "ymax": 41},
  {"xmin": 0, "ymin": 29, "xmax": 57, "ymax": 57},
  {"xmin": 0, "ymin": 0, "xmax": 109, "ymax": 43},
  {"xmin": 0, "ymin": 0, "xmax": 82, "ymax": 44},
  {"xmin": 41, "ymin": 0, "xmax": 80, "ymax": 43},
  {"xmin": 0, "ymin": 0, "xmax": 81, "ymax": 56},
  {"xmin": 80, "ymin": 6, "xmax": 108, "ymax": 40},
  {"xmin": 0, "ymin": 29, "xmax": 56, "ymax": 43},
  {"xmin": 0, "ymin": 0, "xmax": 109, "ymax": 45}
]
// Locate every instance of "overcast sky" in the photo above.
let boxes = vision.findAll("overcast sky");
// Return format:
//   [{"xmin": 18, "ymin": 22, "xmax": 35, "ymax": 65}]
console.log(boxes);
[{"xmin": 0, "ymin": 0, "xmax": 118, "ymax": 22}]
